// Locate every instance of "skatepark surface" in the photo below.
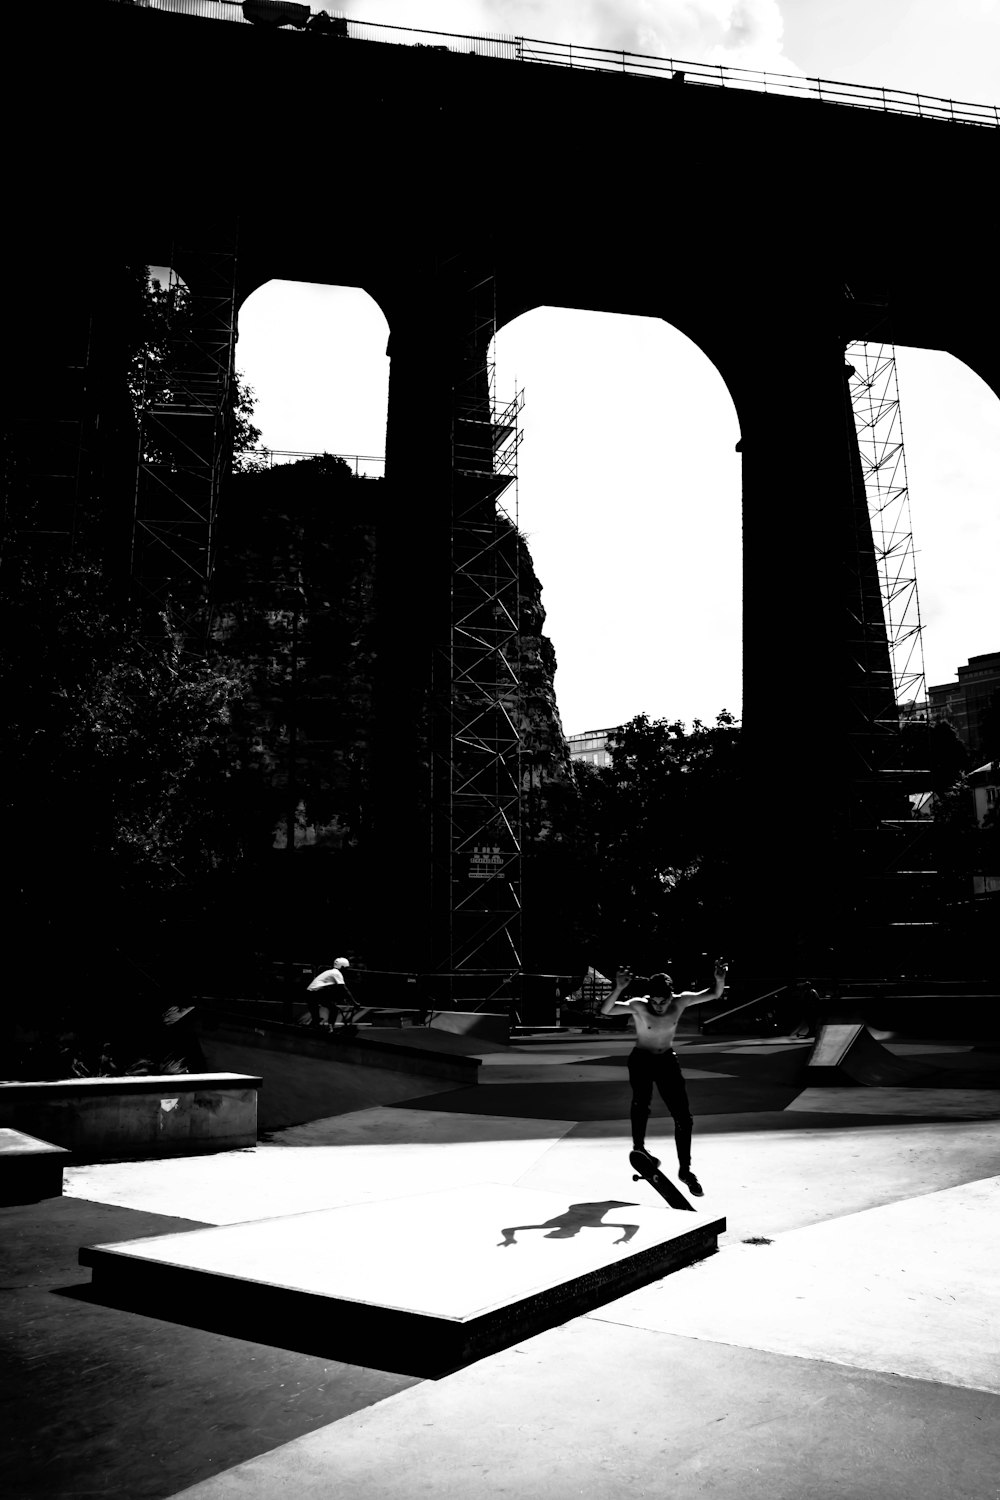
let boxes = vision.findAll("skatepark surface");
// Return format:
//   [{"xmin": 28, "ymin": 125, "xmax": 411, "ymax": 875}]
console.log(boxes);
[{"xmin": 3, "ymin": 1027, "xmax": 1000, "ymax": 1498}]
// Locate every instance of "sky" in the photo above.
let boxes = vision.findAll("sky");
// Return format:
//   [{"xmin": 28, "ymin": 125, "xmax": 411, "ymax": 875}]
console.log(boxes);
[{"xmin": 233, "ymin": 0, "xmax": 1000, "ymax": 736}]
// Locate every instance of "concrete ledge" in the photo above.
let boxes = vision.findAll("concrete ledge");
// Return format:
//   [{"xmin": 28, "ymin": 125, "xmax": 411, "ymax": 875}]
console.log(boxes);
[
  {"xmin": 0, "ymin": 1126, "xmax": 70, "ymax": 1204},
  {"xmin": 0, "ymin": 1074, "xmax": 260, "ymax": 1162},
  {"xmin": 196, "ymin": 1024, "xmax": 478, "ymax": 1131},
  {"xmin": 199, "ymin": 1013, "xmax": 480, "ymax": 1084},
  {"xmin": 79, "ymin": 1185, "xmax": 725, "ymax": 1377}
]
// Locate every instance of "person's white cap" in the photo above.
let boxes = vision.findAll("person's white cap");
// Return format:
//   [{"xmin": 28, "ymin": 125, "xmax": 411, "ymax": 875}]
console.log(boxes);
[{"xmin": 334, "ymin": 956, "xmax": 350, "ymax": 967}]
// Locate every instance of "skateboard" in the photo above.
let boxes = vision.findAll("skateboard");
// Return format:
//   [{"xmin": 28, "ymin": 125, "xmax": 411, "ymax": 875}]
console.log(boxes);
[{"xmin": 629, "ymin": 1149, "xmax": 696, "ymax": 1212}]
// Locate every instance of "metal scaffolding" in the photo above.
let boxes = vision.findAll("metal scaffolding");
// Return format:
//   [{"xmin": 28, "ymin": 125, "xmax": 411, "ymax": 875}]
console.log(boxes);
[
  {"xmin": 439, "ymin": 262, "xmax": 525, "ymax": 987},
  {"xmin": 844, "ymin": 296, "xmax": 937, "ymax": 953},
  {"xmin": 846, "ymin": 328, "xmax": 927, "ymax": 713},
  {"xmin": 131, "ymin": 220, "xmax": 239, "ymax": 627}
]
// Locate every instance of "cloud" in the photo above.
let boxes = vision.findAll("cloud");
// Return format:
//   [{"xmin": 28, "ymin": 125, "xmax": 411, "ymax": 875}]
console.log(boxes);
[{"xmin": 341, "ymin": 0, "xmax": 797, "ymax": 73}]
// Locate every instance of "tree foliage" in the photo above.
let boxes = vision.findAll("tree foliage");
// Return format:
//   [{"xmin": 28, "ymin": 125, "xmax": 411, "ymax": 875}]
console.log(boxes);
[
  {"xmin": 0, "ymin": 537, "xmax": 268, "ymax": 984},
  {"xmin": 130, "ymin": 265, "xmax": 264, "ymax": 472},
  {"xmin": 898, "ymin": 716, "xmax": 969, "ymax": 795},
  {"xmin": 231, "ymin": 377, "xmax": 266, "ymax": 473},
  {"xmin": 573, "ymin": 711, "xmax": 742, "ymax": 977},
  {"xmin": 0, "ymin": 267, "xmax": 278, "ymax": 1075}
]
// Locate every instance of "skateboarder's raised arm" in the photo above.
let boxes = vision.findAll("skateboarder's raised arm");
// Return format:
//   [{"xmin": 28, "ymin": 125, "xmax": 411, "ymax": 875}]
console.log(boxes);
[
  {"xmin": 599, "ymin": 969, "xmax": 637, "ymax": 1015},
  {"xmin": 675, "ymin": 958, "xmax": 728, "ymax": 1008}
]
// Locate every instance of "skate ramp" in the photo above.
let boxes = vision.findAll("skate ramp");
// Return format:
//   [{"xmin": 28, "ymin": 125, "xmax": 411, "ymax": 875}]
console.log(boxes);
[
  {"xmin": 805, "ymin": 1025, "xmax": 1000, "ymax": 1088},
  {"xmin": 196, "ymin": 1020, "xmax": 478, "ymax": 1131}
]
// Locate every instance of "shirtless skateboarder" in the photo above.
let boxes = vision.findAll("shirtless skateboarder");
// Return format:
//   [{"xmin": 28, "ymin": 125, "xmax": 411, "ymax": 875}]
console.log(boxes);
[{"xmin": 601, "ymin": 958, "xmax": 728, "ymax": 1196}]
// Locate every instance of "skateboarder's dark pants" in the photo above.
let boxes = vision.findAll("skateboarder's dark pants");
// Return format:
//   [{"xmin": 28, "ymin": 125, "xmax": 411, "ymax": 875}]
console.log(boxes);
[{"xmin": 628, "ymin": 1048, "xmax": 693, "ymax": 1170}]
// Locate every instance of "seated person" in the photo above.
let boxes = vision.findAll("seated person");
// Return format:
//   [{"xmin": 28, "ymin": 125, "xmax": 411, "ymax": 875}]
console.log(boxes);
[{"xmin": 305, "ymin": 956, "xmax": 356, "ymax": 1028}]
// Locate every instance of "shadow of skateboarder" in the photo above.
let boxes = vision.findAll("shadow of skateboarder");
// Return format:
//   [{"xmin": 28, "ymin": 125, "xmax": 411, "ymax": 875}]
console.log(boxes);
[{"xmin": 498, "ymin": 1199, "xmax": 641, "ymax": 1247}]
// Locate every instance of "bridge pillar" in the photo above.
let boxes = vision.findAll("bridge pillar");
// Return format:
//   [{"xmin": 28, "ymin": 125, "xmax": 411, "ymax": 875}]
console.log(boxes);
[
  {"xmin": 367, "ymin": 295, "xmax": 456, "ymax": 976},
  {"xmin": 728, "ymin": 300, "xmax": 896, "ymax": 976}
]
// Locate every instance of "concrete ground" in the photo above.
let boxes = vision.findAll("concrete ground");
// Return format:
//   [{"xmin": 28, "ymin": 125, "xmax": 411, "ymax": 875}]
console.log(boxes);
[{"xmin": 3, "ymin": 1029, "xmax": 1000, "ymax": 1498}]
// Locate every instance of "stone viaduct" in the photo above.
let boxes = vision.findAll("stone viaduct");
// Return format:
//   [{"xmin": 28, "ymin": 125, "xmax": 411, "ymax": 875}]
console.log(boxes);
[{"xmin": 5, "ymin": 1, "xmax": 998, "ymax": 975}]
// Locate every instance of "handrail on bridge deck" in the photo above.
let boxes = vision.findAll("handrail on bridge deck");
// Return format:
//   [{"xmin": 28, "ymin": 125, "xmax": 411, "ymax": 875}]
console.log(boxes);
[
  {"xmin": 117, "ymin": 0, "xmax": 1000, "ymax": 129},
  {"xmin": 244, "ymin": 447, "xmax": 385, "ymax": 477}
]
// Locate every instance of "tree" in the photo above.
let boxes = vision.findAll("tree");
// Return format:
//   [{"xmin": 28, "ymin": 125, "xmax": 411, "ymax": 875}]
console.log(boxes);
[
  {"xmin": 209, "ymin": 452, "xmax": 381, "ymax": 957},
  {"xmin": 899, "ymin": 716, "xmax": 968, "ymax": 796},
  {"xmin": 231, "ymin": 376, "xmax": 268, "ymax": 474},
  {"xmin": 130, "ymin": 265, "xmax": 266, "ymax": 474},
  {"xmin": 0, "ymin": 531, "xmax": 273, "ymax": 1062},
  {"xmin": 1, "ymin": 275, "xmax": 359, "ymax": 1075},
  {"xmin": 574, "ymin": 711, "xmax": 742, "ymax": 977}
]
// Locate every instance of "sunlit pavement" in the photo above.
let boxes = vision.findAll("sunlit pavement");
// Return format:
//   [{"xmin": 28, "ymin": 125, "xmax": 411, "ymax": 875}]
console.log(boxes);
[{"xmin": 11, "ymin": 1029, "xmax": 1000, "ymax": 1499}]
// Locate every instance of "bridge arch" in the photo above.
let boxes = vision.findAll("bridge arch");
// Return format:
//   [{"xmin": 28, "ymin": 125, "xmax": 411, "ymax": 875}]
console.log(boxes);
[
  {"xmin": 888, "ymin": 345, "xmax": 1000, "ymax": 688},
  {"xmin": 235, "ymin": 280, "xmax": 390, "ymax": 463},
  {"xmin": 491, "ymin": 303, "xmax": 743, "ymax": 730}
]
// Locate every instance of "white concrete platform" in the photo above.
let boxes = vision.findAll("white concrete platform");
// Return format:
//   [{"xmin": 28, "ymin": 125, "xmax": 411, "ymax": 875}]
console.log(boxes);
[
  {"xmin": 594, "ymin": 1174, "xmax": 1000, "ymax": 1393},
  {"xmin": 65, "ymin": 1109, "xmax": 579, "ymax": 1224},
  {"xmin": 159, "ymin": 1176, "xmax": 1000, "ymax": 1500},
  {"xmin": 166, "ymin": 1317, "xmax": 1000, "ymax": 1500},
  {"xmin": 50, "ymin": 1043, "xmax": 1000, "ymax": 1500},
  {"xmin": 80, "ymin": 1182, "xmax": 725, "ymax": 1375}
]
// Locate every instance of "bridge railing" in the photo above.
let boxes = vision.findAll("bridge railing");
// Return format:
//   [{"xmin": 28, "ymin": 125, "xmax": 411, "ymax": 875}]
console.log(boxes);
[
  {"xmin": 517, "ymin": 37, "xmax": 1000, "ymax": 127},
  {"xmin": 117, "ymin": 1, "xmax": 1000, "ymax": 129},
  {"xmin": 242, "ymin": 447, "xmax": 385, "ymax": 477}
]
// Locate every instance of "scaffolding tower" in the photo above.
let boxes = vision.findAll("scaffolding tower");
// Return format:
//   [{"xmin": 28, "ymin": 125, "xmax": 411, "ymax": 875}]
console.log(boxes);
[
  {"xmin": 438, "ymin": 261, "xmax": 525, "ymax": 992},
  {"xmin": 846, "ymin": 327, "xmax": 927, "ymax": 713},
  {"xmin": 131, "ymin": 220, "xmax": 239, "ymax": 630},
  {"xmin": 844, "ymin": 296, "xmax": 937, "ymax": 953}
]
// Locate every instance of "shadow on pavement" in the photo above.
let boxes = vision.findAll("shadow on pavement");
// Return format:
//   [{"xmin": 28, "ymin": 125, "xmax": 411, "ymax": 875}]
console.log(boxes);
[
  {"xmin": 0, "ymin": 1197, "xmax": 418, "ymax": 1500},
  {"xmin": 390, "ymin": 1066, "xmax": 807, "ymax": 1122}
]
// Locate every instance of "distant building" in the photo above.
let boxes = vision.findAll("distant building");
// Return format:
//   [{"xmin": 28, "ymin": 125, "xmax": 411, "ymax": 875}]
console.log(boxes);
[
  {"xmin": 566, "ymin": 727, "xmax": 618, "ymax": 768},
  {"xmin": 898, "ymin": 698, "xmax": 929, "ymax": 728},
  {"xmin": 970, "ymin": 761, "xmax": 1000, "ymax": 900},
  {"xmin": 925, "ymin": 650, "xmax": 1000, "ymax": 760}
]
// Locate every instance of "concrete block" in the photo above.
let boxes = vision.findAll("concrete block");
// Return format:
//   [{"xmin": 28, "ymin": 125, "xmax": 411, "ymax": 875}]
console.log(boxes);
[
  {"xmin": 80, "ymin": 1183, "xmax": 725, "ymax": 1376},
  {"xmin": 0, "ymin": 1126, "xmax": 70, "ymax": 1203},
  {"xmin": 0, "ymin": 1074, "xmax": 260, "ymax": 1162}
]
